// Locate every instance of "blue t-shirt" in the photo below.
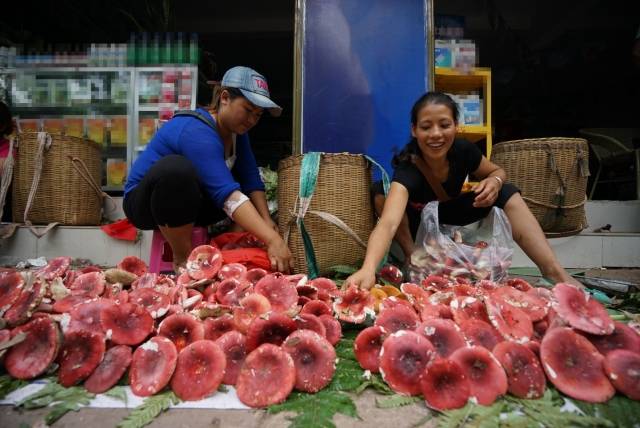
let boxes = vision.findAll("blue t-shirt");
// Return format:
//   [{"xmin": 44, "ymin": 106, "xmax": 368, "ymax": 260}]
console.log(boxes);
[{"xmin": 125, "ymin": 109, "xmax": 265, "ymax": 209}]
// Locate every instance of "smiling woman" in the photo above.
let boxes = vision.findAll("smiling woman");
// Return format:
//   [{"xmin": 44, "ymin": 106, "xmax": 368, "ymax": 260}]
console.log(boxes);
[
  {"xmin": 345, "ymin": 91, "xmax": 584, "ymax": 290},
  {"xmin": 123, "ymin": 66, "xmax": 292, "ymax": 273}
]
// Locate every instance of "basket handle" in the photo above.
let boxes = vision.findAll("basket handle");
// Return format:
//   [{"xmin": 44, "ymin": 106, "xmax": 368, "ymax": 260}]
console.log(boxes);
[
  {"xmin": 68, "ymin": 156, "xmax": 117, "ymax": 215},
  {"xmin": 23, "ymin": 132, "xmax": 60, "ymax": 238}
]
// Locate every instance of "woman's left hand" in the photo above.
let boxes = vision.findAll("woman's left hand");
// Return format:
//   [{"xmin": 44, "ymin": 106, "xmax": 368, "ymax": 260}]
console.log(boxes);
[{"xmin": 472, "ymin": 177, "xmax": 501, "ymax": 208}]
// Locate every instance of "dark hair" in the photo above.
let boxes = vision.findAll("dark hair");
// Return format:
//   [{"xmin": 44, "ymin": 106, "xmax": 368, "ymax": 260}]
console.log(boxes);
[
  {"xmin": 391, "ymin": 91, "xmax": 459, "ymax": 168},
  {"xmin": 209, "ymin": 86, "xmax": 244, "ymax": 112},
  {"xmin": 0, "ymin": 101, "xmax": 13, "ymax": 137}
]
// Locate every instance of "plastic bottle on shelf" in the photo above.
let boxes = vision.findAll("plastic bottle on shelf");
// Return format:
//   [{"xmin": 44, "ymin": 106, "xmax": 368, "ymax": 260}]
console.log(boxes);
[
  {"xmin": 139, "ymin": 33, "xmax": 149, "ymax": 66},
  {"xmin": 161, "ymin": 33, "xmax": 172, "ymax": 65},
  {"xmin": 174, "ymin": 32, "xmax": 185, "ymax": 64},
  {"xmin": 0, "ymin": 47, "xmax": 7, "ymax": 68},
  {"xmin": 189, "ymin": 33, "xmax": 199, "ymax": 65},
  {"xmin": 127, "ymin": 33, "xmax": 137, "ymax": 66},
  {"xmin": 149, "ymin": 33, "xmax": 160, "ymax": 65}
]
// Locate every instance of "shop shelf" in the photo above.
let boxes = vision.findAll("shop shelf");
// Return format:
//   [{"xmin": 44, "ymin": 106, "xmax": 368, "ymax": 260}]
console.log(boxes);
[{"xmin": 435, "ymin": 67, "xmax": 492, "ymax": 159}]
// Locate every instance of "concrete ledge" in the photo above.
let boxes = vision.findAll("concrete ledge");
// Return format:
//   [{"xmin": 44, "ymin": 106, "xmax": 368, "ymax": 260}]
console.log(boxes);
[
  {"xmin": 512, "ymin": 232, "xmax": 640, "ymax": 268},
  {"xmin": 0, "ymin": 226, "xmax": 152, "ymax": 267},
  {"xmin": 1, "ymin": 224, "xmax": 638, "ymax": 269}
]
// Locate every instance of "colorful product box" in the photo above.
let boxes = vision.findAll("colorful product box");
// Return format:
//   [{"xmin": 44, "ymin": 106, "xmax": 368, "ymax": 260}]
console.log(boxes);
[
  {"xmin": 64, "ymin": 117, "xmax": 85, "ymax": 138},
  {"xmin": 43, "ymin": 118, "xmax": 65, "ymax": 134},
  {"xmin": 110, "ymin": 116, "xmax": 127, "ymax": 146},
  {"xmin": 86, "ymin": 117, "xmax": 106, "ymax": 145},
  {"xmin": 139, "ymin": 118, "xmax": 157, "ymax": 145},
  {"xmin": 106, "ymin": 158, "xmax": 127, "ymax": 186}
]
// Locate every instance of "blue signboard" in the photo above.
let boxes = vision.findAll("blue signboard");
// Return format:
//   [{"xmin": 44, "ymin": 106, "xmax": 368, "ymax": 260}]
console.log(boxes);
[{"xmin": 298, "ymin": 0, "xmax": 433, "ymax": 178}]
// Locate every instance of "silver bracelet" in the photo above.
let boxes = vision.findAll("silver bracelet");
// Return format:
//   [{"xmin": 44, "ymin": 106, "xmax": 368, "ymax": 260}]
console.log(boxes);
[{"xmin": 492, "ymin": 176, "xmax": 503, "ymax": 186}]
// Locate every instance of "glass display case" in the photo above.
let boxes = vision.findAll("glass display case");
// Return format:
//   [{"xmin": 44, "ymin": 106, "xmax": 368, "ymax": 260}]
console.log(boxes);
[{"xmin": 0, "ymin": 65, "xmax": 197, "ymax": 192}]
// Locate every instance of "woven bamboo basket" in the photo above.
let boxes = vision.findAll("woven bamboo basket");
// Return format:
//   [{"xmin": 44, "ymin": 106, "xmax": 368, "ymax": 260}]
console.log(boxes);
[
  {"xmin": 12, "ymin": 132, "xmax": 103, "ymax": 225},
  {"xmin": 278, "ymin": 153, "xmax": 375, "ymax": 275},
  {"xmin": 491, "ymin": 138, "xmax": 589, "ymax": 237}
]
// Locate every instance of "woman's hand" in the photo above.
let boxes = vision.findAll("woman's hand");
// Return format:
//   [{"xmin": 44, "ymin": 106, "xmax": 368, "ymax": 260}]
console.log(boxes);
[
  {"xmin": 267, "ymin": 237, "xmax": 293, "ymax": 273},
  {"xmin": 472, "ymin": 176, "xmax": 501, "ymax": 208},
  {"xmin": 344, "ymin": 268, "xmax": 377, "ymax": 290}
]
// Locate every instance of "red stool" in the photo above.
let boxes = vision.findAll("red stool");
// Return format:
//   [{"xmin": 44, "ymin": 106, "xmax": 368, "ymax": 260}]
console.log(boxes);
[{"xmin": 148, "ymin": 227, "xmax": 209, "ymax": 273}]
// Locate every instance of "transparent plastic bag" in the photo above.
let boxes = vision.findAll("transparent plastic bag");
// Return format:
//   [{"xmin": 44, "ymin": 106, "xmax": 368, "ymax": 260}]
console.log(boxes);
[{"xmin": 408, "ymin": 201, "xmax": 515, "ymax": 283}]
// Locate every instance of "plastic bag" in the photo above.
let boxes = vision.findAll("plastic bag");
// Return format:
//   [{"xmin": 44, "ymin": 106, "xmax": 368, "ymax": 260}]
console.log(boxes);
[
  {"xmin": 408, "ymin": 201, "xmax": 515, "ymax": 283},
  {"xmin": 210, "ymin": 232, "xmax": 272, "ymax": 271}
]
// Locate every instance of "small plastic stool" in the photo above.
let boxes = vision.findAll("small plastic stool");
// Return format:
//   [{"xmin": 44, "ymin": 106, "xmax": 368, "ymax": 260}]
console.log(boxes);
[{"xmin": 149, "ymin": 227, "xmax": 209, "ymax": 273}]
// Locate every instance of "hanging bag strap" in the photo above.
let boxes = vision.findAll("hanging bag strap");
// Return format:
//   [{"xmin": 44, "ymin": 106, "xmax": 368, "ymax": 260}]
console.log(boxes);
[
  {"xmin": 173, "ymin": 110, "xmax": 218, "ymax": 132},
  {"xmin": 411, "ymin": 154, "xmax": 450, "ymax": 202}
]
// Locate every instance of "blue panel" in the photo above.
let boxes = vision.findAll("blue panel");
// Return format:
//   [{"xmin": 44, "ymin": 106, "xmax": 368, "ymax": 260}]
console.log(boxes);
[{"xmin": 302, "ymin": 0, "xmax": 431, "ymax": 178}]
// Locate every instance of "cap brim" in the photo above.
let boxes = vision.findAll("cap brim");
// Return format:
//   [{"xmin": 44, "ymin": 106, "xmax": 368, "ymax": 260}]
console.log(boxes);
[{"xmin": 239, "ymin": 89, "xmax": 283, "ymax": 117}]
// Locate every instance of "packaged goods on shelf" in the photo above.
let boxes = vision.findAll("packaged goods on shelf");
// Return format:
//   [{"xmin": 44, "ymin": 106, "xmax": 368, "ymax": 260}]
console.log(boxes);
[
  {"xmin": 161, "ymin": 83, "xmax": 175, "ymax": 104},
  {"xmin": 43, "ymin": 118, "xmax": 64, "ymax": 134},
  {"xmin": 110, "ymin": 116, "xmax": 127, "ymax": 145},
  {"xmin": 52, "ymin": 79, "xmax": 69, "ymax": 106},
  {"xmin": 435, "ymin": 39, "xmax": 477, "ymax": 71},
  {"xmin": 139, "ymin": 118, "xmax": 157, "ymax": 146},
  {"xmin": 69, "ymin": 78, "xmax": 91, "ymax": 105},
  {"xmin": 110, "ymin": 76, "xmax": 129, "ymax": 104},
  {"xmin": 460, "ymin": 94, "xmax": 482, "ymax": 126},
  {"xmin": 86, "ymin": 117, "xmax": 106, "ymax": 145},
  {"xmin": 448, "ymin": 93, "xmax": 483, "ymax": 126},
  {"xmin": 107, "ymin": 158, "xmax": 127, "ymax": 186},
  {"xmin": 64, "ymin": 116, "xmax": 85, "ymax": 138},
  {"xmin": 18, "ymin": 118, "xmax": 40, "ymax": 132},
  {"xmin": 453, "ymin": 39, "xmax": 476, "ymax": 71},
  {"xmin": 435, "ymin": 40, "xmax": 454, "ymax": 67}
]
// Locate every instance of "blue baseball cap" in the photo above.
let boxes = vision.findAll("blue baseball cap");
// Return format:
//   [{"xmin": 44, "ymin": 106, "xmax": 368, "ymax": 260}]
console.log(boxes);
[{"xmin": 221, "ymin": 66, "xmax": 282, "ymax": 117}]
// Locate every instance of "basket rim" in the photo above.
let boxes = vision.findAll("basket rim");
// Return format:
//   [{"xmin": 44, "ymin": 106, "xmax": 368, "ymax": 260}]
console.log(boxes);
[
  {"xmin": 15, "ymin": 131, "xmax": 103, "ymax": 150},
  {"xmin": 494, "ymin": 137, "xmax": 588, "ymax": 147},
  {"xmin": 278, "ymin": 152, "xmax": 371, "ymax": 170}
]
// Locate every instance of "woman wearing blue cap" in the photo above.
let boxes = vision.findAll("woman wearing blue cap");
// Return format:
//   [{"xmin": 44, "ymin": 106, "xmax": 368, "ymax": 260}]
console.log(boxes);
[{"xmin": 124, "ymin": 66, "xmax": 292, "ymax": 273}]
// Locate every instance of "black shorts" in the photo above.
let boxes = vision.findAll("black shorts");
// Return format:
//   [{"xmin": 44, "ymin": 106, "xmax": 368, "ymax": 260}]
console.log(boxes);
[
  {"xmin": 123, "ymin": 155, "xmax": 227, "ymax": 230},
  {"xmin": 372, "ymin": 181, "xmax": 520, "ymax": 237}
]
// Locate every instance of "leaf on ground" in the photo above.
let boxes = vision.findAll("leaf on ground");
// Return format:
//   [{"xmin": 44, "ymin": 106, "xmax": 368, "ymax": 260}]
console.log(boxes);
[
  {"xmin": 104, "ymin": 386, "xmax": 128, "ymax": 407},
  {"xmin": 570, "ymin": 395, "xmax": 640, "ymax": 428},
  {"xmin": 268, "ymin": 389, "xmax": 358, "ymax": 428},
  {"xmin": 16, "ymin": 381, "xmax": 95, "ymax": 425},
  {"xmin": 375, "ymin": 394, "xmax": 421, "ymax": 409},
  {"xmin": 0, "ymin": 374, "xmax": 27, "ymax": 399},
  {"xmin": 117, "ymin": 390, "xmax": 180, "ymax": 428},
  {"xmin": 436, "ymin": 386, "xmax": 616, "ymax": 428},
  {"xmin": 354, "ymin": 373, "xmax": 393, "ymax": 396},
  {"xmin": 437, "ymin": 403, "xmax": 477, "ymax": 428},
  {"xmin": 328, "ymin": 358, "xmax": 365, "ymax": 392}
]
